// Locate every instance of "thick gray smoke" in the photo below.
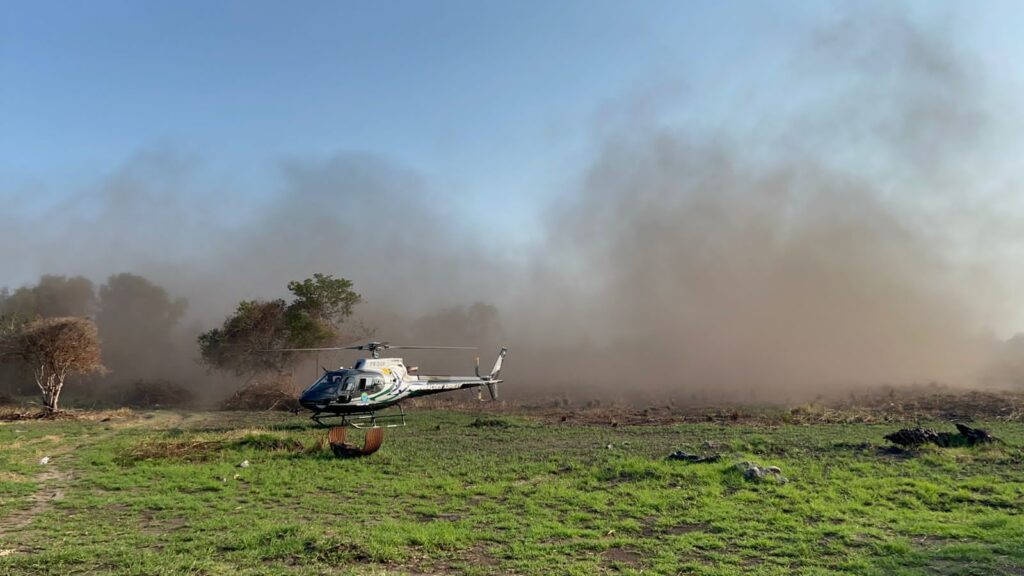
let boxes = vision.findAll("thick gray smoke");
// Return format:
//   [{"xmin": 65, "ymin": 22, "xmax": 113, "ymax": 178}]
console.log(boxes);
[
  {"xmin": 502, "ymin": 12, "xmax": 1012, "ymax": 400},
  {"xmin": 512, "ymin": 138, "xmax": 994, "ymax": 400},
  {"xmin": 2, "ymin": 10, "xmax": 1021, "ymax": 402}
]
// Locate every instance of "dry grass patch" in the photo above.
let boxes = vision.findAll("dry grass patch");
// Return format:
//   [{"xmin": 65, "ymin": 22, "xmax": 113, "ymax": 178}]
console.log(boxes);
[{"xmin": 0, "ymin": 407, "xmax": 135, "ymax": 423}]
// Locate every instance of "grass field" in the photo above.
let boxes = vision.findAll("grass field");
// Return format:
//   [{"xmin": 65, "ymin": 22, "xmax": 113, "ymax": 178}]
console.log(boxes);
[{"xmin": 1, "ymin": 409, "xmax": 1023, "ymax": 575}]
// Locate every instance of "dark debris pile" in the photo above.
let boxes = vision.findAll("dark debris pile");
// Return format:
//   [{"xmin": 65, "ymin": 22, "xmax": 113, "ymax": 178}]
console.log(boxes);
[
  {"xmin": 884, "ymin": 423, "xmax": 996, "ymax": 448},
  {"xmin": 666, "ymin": 450, "xmax": 721, "ymax": 463}
]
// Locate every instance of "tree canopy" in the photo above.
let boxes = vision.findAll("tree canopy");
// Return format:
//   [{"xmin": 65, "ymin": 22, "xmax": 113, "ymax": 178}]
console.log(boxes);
[
  {"xmin": 97, "ymin": 273, "xmax": 188, "ymax": 380},
  {"xmin": 198, "ymin": 274, "xmax": 364, "ymax": 376},
  {"xmin": 0, "ymin": 275, "xmax": 96, "ymax": 332}
]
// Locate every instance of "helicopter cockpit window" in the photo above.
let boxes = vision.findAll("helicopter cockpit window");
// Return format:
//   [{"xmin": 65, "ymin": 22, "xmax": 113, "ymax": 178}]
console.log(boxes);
[
  {"xmin": 306, "ymin": 374, "xmax": 340, "ymax": 395},
  {"xmin": 352, "ymin": 375, "xmax": 385, "ymax": 393},
  {"xmin": 342, "ymin": 376, "xmax": 357, "ymax": 391}
]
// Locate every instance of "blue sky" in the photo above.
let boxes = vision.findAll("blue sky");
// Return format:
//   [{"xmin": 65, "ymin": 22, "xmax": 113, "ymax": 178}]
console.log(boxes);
[
  {"xmin": 2, "ymin": 2, "xmax": 1014, "ymax": 199},
  {"xmin": 2, "ymin": 1, "xmax": 837, "ymax": 217}
]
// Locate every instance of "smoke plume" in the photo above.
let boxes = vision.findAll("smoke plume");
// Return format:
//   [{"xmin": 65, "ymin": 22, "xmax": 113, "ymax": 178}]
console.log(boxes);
[{"xmin": 2, "ymin": 9, "xmax": 1022, "ymax": 402}]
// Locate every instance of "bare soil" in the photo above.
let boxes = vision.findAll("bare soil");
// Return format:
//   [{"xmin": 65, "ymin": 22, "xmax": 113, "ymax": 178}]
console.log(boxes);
[{"xmin": 408, "ymin": 387, "xmax": 1024, "ymax": 426}]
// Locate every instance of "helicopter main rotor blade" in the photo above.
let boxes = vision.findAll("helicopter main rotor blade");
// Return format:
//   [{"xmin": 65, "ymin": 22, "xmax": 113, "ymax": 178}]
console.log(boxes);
[
  {"xmin": 263, "ymin": 343, "xmax": 476, "ymax": 352},
  {"xmin": 262, "ymin": 347, "xmax": 351, "ymax": 352},
  {"xmin": 386, "ymin": 345, "xmax": 477, "ymax": 350},
  {"xmin": 342, "ymin": 342, "xmax": 476, "ymax": 351}
]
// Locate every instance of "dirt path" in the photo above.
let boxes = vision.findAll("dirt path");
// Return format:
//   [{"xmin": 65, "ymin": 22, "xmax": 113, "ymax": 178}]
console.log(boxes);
[
  {"xmin": 0, "ymin": 412, "xmax": 182, "ymax": 557},
  {"xmin": 0, "ymin": 465, "xmax": 71, "ymax": 536},
  {"xmin": 0, "ymin": 421, "xmax": 124, "ymax": 555}
]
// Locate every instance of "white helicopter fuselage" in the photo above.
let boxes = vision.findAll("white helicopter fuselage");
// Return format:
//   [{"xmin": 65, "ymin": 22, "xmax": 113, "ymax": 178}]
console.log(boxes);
[{"xmin": 298, "ymin": 348, "xmax": 505, "ymax": 415}]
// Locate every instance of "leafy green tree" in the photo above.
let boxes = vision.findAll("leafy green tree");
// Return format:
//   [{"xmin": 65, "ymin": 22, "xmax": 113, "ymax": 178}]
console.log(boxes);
[
  {"xmin": 287, "ymin": 273, "xmax": 361, "ymax": 327},
  {"xmin": 198, "ymin": 274, "xmax": 364, "ymax": 376},
  {"xmin": 198, "ymin": 299, "xmax": 289, "ymax": 376}
]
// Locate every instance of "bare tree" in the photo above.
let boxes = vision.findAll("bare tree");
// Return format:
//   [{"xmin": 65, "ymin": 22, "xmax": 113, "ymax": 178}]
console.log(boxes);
[{"xmin": 1, "ymin": 317, "xmax": 105, "ymax": 412}]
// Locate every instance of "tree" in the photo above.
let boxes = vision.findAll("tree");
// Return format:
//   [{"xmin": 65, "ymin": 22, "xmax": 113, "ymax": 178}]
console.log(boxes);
[
  {"xmin": 0, "ymin": 275, "xmax": 97, "ymax": 324},
  {"xmin": 32, "ymin": 275, "xmax": 97, "ymax": 318},
  {"xmin": 1, "ymin": 317, "xmax": 105, "ymax": 411},
  {"xmin": 0, "ymin": 276, "xmax": 98, "ymax": 397},
  {"xmin": 198, "ymin": 274, "xmax": 365, "ymax": 376},
  {"xmin": 97, "ymin": 273, "xmax": 187, "ymax": 380},
  {"xmin": 198, "ymin": 299, "xmax": 290, "ymax": 376},
  {"xmin": 0, "ymin": 272, "xmax": 96, "ymax": 327},
  {"xmin": 286, "ymin": 273, "xmax": 361, "ymax": 329}
]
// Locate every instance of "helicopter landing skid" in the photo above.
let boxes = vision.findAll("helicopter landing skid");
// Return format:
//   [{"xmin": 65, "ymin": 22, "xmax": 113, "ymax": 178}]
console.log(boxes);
[{"xmin": 310, "ymin": 404, "xmax": 407, "ymax": 429}]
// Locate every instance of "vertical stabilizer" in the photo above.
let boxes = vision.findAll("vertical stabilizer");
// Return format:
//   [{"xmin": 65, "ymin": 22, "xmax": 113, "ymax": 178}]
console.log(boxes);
[
  {"xmin": 490, "ymin": 347, "xmax": 507, "ymax": 379},
  {"xmin": 484, "ymin": 347, "xmax": 507, "ymax": 400}
]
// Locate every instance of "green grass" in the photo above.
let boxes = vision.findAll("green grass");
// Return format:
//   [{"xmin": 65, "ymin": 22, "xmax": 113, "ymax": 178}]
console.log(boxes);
[{"xmin": 1, "ymin": 411, "xmax": 1023, "ymax": 575}]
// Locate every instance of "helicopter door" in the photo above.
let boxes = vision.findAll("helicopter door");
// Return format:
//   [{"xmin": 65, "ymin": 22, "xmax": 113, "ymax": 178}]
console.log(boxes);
[{"xmin": 337, "ymin": 376, "xmax": 357, "ymax": 402}]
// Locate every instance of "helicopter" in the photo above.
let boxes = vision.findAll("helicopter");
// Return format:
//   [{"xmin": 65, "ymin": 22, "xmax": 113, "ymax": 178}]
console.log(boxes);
[{"xmin": 277, "ymin": 341, "xmax": 507, "ymax": 456}]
